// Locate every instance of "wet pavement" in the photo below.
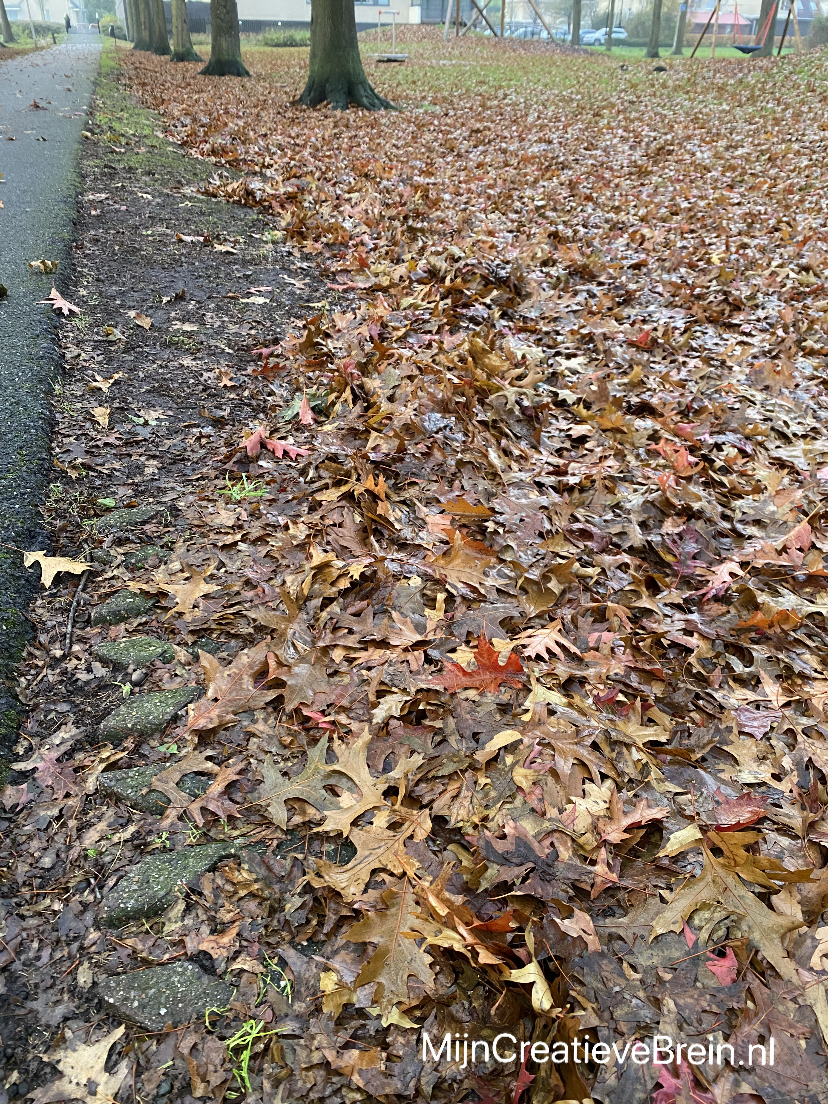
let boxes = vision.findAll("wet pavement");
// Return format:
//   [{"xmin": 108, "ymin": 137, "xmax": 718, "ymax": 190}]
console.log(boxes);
[{"xmin": 0, "ymin": 35, "xmax": 101, "ymax": 759}]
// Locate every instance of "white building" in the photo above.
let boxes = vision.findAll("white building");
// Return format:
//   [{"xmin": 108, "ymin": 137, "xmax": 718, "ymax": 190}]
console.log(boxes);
[{"xmin": 6, "ymin": 0, "xmax": 101, "ymax": 25}]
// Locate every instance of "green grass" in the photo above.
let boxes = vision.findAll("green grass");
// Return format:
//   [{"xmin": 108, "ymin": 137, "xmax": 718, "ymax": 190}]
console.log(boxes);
[{"xmin": 587, "ymin": 42, "xmax": 800, "ymax": 58}]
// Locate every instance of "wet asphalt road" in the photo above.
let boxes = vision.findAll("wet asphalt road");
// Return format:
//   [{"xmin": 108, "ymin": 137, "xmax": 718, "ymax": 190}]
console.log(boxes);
[{"xmin": 0, "ymin": 37, "xmax": 101, "ymax": 758}]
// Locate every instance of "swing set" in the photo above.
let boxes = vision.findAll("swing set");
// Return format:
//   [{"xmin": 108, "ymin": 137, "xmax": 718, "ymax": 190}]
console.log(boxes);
[{"xmin": 690, "ymin": 0, "xmax": 804, "ymax": 57}]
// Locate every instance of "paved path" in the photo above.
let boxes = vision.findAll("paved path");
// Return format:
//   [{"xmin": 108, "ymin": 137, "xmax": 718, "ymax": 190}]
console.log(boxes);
[{"xmin": 0, "ymin": 37, "xmax": 101, "ymax": 759}]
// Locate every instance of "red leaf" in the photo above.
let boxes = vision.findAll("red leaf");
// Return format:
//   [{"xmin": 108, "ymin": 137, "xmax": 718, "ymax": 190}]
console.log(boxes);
[
  {"xmin": 704, "ymin": 946, "xmax": 738, "ymax": 986},
  {"xmin": 628, "ymin": 328, "xmax": 654, "ymax": 348},
  {"xmin": 510, "ymin": 1055, "xmax": 535, "ymax": 1104},
  {"xmin": 299, "ymin": 394, "xmax": 316, "ymax": 425},
  {"xmin": 713, "ymin": 789, "xmax": 768, "ymax": 831},
  {"xmin": 244, "ymin": 427, "xmax": 309, "ymax": 461},
  {"xmin": 425, "ymin": 633, "xmax": 524, "ymax": 694},
  {"xmin": 652, "ymin": 1062, "xmax": 716, "ymax": 1104}
]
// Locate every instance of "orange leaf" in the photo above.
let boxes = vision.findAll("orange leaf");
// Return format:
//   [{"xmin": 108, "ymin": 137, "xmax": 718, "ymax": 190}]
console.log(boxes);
[{"xmin": 424, "ymin": 633, "xmax": 524, "ymax": 693}]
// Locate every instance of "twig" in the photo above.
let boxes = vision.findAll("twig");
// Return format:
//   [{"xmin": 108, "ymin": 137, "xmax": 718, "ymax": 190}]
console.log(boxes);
[
  {"xmin": 64, "ymin": 568, "xmax": 90, "ymax": 656},
  {"xmin": 58, "ymin": 956, "xmax": 80, "ymax": 980}
]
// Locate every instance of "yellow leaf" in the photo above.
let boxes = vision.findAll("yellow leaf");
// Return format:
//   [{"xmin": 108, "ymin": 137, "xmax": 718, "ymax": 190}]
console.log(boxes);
[
  {"xmin": 657, "ymin": 824, "xmax": 703, "ymax": 858},
  {"xmin": 28, "ymin": 258, "xmax": 58, "ymax": 273},
  {"xmin": 91, "ymin": 405, "xmax": 110, "ymax": 429},
  {"xmin": 474, "ymin": 728, "xmax": 523, "ymax": 764},
  {"xmin": 508, "ymin": 928, "xmax": 558, "ymax": 1014},
  {"xmin": 23, "ymin": 551, "xmax": 89, "ymax": 588},
  {"xmin": 34, "ymin": 1024, "xmax": 129, "ymax": 1103}
]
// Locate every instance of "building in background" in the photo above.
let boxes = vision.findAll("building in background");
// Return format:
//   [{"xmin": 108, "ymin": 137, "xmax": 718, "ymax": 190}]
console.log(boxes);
[
  {"xmin": 5, "ymin": 0, "xmax": 90, "ymax": 24},
  {"xmin": 158, "ymin": 0, "xmax": 470, "ymax": 32}
]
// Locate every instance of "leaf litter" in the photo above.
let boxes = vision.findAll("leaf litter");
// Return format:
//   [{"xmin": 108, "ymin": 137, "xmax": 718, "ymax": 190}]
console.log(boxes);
[{"xmin": 6, "ymin": 27, "xmax": 828, "ymax": 1104}]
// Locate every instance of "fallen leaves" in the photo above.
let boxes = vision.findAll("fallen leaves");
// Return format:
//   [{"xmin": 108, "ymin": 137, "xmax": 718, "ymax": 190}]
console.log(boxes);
[
  {"xmin": 22, "ymin": 550, "xmax": 89, "ymax": 588},
  {"xmin": 141, "ymin": 561, "xmax": 219, "ymax": 618},
  {"xmin": 651, "ymin": 846, "xmax": 808, "ymax": 982},
  {"xmin": 16, "ymin": 29, "xmax": 828, "ymax": 1104},
  {"xmin": 346, "ymin": 881, "xmax": 435, "ymax": 1022},
  {"xmin": 424, "ymin": 633, "xmax": 524, "ymax": 693},
  {"xmin": 187, "ymin": 640, "xmax": 281, "ymax": 733},
  {"xmin": 316, "ymin": 811, "xmax": 431, "ymax": 900},
  {"xmin": 28, "ymin": 258, "xmax": 58, "ymax": 273},
  {"xmin": 31, "ymin": 1024, "xmax": 130, "ymax": 1104},
  {"xmin": 243, "ymin": 425, "xmax": 309, "ymax": 460},
  {"xmin": 39, "ymin": 287, "xmax": 79, "ymax": 315}
]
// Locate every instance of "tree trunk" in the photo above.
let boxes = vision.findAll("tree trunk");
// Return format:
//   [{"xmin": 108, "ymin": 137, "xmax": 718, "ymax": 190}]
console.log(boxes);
[
  {"xmin": 133, "ymin": 0, "xmax": 152, "ymax": 49},
  {"xmin": 124, "ymin": 0, "xmax": 134, "ymax": 39},
  {"xmin": 755, "ymin": 0, "xmax": 778, "ymax": 54},
  {"xmin": 671, "ymin": 0, "xmax": 687, "ymax": 52},
  {"xmin": 200, "ymin": 0, "xmax": 249, "ymax": 75},
  {"xmin": 571, "ymin": 0, "xmax": 581, "ymax": 44},
  {"xmin": 151, "ymin": 0, "xmax": 171, "ymax": 53},
  {"xmin": 645, "ymin": 0, "xmax": 663, "ymax": 55},
  {"xmin": 604, "ymin": 0, "xmax": 615, "ymax": 49},
  {"xmin": 300, "ymin": 0, "xmax": 394, "ymax": 110},
  {"xmin": 0, "ymin": 0, "xmax": 16, "ymax": 42},
  {"xmin": 171, "ymin": 0, "xmax": 201, "ymax": 59}
]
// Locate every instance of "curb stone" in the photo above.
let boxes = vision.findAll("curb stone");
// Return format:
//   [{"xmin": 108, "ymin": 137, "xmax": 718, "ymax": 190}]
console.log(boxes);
[
  {"xmin": 97, "ymin": 960, "xmax": 234, "ymax": 1030},
  {"xmin": 91, "ymin": 590, "xmax": 157, "ymax": 626},
  {"xmin": 99, "ymin": 763, "xmax": 212, "ymax": 813},
  {"xmin": 100, "ymin": 841, "xmax": 237, "ymax": 926},
  {"xmin": 99, "ymin": 686, "xmax": 199, "ymax": 743}
]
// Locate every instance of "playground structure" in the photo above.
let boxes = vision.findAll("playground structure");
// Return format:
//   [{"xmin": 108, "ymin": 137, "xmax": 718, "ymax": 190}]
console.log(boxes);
[
  {"xmin": 691, "ymin": 0, "xmax": 807, "ymax": 55},
  {"xmin": 372, "ymin": 8, "xmax": 409, "ymax": 60}
]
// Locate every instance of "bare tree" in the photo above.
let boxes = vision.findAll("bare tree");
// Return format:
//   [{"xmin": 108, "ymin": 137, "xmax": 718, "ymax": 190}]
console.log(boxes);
[
  {"xmin": 171, "ymin": 0, "xmax": 201, "ymax": 59},
  {"xmin": 755, "ymin": 0, "xmax": 778, "ymax": 55},
  {"xmin": 0, "ymin": 0, "xmax": 17, "ymax": 42},
  {"xmin": 671, "ymin": 0, "xmax": 687, "ymax": 53},
  {"xmin": 645, "ymin": 0, "xmax": 663, "ymax": 55},
  {"xmin": 133, "ymin": 0, "xmax": 153, "ymax": 49},
  {"xmin": 200, "ymin": 0, "xmax": 249, "ymax": 75},
  {"xmin": 300, "ymin": 0, "xmax": 394, "ymax": 110},
  {"xmin": 150, "ymin": 0, "xmax": 171, "ymax": 52}
]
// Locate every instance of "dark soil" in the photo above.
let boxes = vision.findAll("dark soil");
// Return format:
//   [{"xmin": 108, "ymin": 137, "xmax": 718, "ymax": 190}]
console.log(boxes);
[{"xmin": 0, "ymin": 46, "xmax": 327, "ymax": 1097}]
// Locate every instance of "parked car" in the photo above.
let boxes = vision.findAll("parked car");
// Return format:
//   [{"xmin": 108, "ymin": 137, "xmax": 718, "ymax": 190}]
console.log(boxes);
[
  {"xmin": 582, "ymin": 26, "xmax": 628, "ymax": 44},
  {"xmin": 511, "ymin": 24, "xmax": 550, "ymax": 38}
]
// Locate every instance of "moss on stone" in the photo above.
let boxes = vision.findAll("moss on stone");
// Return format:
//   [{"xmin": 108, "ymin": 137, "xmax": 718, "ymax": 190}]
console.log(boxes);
[
  {"xmin": 97, "ymin": 960, "xmax": 234, "ymax": 1030},
  {"xmin": 100, "ymin": 686, "xmax": 199, "ymax": 743},
  {"xmin": 100, "ymin": 764, "xmax": 211, "ymax": 813},
  {"xmin": 91, "ymin": 590, "xmax": 157, "ymax": 626},
  {"xmin": 95, "ymin": 503, "xmax": 163, "ymax": 534},
  {"xmin": 94, "ymin": 636, "xmax": 175, "ymax": 668},
  {"xmin": 100, "ymin": 842, "xmax": 236, "ymax": 926},
  {"xmin": 124, "ymin": 544, "xmax": 170, "ymax": 568}
]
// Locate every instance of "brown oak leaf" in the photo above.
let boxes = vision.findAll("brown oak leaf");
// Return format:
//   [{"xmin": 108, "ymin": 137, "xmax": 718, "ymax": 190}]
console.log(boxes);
[{"xmin": 424, "ymin": 633, "xmax": 524, "ymax": 694}]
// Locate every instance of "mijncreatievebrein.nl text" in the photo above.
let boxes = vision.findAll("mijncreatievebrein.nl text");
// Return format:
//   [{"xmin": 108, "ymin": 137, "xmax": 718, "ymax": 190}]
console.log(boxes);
[{"xmin": 421, "ymin": 1031, "xmax": 774, "ymax": 1070}]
